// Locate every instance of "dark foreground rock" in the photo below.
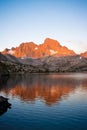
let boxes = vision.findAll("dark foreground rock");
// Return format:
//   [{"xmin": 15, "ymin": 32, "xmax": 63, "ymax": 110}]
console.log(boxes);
[
  {"xmin": 0, "ymin": 61, "xmax": 9, "ymax": 76},
  {"xmin": 0, "ymin": 96, "xmax": 11, "ymax": 116}
]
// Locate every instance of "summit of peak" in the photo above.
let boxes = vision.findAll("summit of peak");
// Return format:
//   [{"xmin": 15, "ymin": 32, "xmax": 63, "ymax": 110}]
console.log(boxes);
[
  {"xmin": 44, "ymin": 38, "xmax": 60, "ymax": 43},
  {"xmin": 44, "ymin": 38, "xmax": 61, "ymax": 47}
]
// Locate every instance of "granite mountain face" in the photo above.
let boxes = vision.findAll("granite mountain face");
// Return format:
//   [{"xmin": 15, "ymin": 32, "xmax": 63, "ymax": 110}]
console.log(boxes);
[{"xmin": 2, "ymin": 38, "xmax": 75, "ymax": 58}]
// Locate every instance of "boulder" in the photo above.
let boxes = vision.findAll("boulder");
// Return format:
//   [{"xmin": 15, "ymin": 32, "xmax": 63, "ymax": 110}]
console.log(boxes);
[{"xmin": 0, "ymin": 96, "xmax": 11, "ymax": 116}]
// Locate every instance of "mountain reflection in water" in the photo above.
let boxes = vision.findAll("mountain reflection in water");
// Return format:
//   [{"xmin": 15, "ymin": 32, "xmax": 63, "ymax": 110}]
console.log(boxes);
[{"xmin": 0, "ymin": 73, "xmax": 87, "ymax": 106}]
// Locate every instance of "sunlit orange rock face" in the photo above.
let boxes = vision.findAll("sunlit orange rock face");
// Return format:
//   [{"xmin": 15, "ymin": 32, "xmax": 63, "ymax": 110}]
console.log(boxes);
[
  {"xmin": 2, "ymin": 38, "xmax": 75, "ymax": 58},
  {"xmin": 2, "ymin": 48, "xmax": 10, "ymax": 54},
  {"xmin": 81, "ymin": 51, "xmax": 87, "ymax": 58}
]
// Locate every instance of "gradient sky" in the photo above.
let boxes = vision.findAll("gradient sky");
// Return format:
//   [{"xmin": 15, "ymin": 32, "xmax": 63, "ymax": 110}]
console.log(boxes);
[{"xmin": 0, "ymin": 0, "xmax": 87, "ymax": 53}]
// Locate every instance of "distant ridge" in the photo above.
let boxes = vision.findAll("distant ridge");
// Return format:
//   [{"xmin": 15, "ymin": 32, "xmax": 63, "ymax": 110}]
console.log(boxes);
[{"xmin": 81, "ymin": 51, "xmax": 87, "ymax": 58}]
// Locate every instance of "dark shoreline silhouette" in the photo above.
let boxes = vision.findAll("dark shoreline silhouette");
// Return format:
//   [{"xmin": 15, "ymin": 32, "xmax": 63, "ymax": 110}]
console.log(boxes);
[{"xmin": 0, "ymin": 96, "xmax": 11, "ymax": 116}]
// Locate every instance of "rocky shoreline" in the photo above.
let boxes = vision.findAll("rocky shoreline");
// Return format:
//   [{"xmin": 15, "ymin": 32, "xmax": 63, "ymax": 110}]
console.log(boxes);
[
  {"xmin": 0, "ymin": 96, "xmax": 11, "ymax": 116},
  {"xmin": 0, "ymin": 53, "xmax": 87, "ymax": 75}
]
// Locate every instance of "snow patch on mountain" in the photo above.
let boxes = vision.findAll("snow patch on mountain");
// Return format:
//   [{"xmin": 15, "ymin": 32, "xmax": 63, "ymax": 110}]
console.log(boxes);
[
  {"xmin": 34, "ymin": 47, "xmax": 38, "ymax": 50},
  {"xmin": 50, "ymin": 49, "xmax": 57, "ymax": 55},
  {"xmin": 8, "ymin": 50, "xmax": 15, "ymax": 55}
]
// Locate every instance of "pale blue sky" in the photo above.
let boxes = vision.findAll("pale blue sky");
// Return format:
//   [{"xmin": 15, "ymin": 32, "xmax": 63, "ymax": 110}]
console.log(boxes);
[{"xmin": 0, "ymin": 0, "xmax": 87, "ymax": 53}]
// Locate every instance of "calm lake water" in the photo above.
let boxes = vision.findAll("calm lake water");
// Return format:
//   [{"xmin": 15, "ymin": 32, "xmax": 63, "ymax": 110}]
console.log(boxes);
[{"xmin": 0, "ymin": 73, "xmax": 87, "ymax": 130}]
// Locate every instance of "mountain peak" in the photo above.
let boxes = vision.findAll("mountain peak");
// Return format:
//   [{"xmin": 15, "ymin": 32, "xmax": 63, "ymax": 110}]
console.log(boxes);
[
  {"xmin": 44, "ymin": 38, "xmax": 61, "ymax": 46},
  {"xmin": 2, "ymin": 38, "xmax": 76, "ymax": 58},
  {"xmin": 44, "ymin": 37, "xmax": 58, "ymax": 42}
]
